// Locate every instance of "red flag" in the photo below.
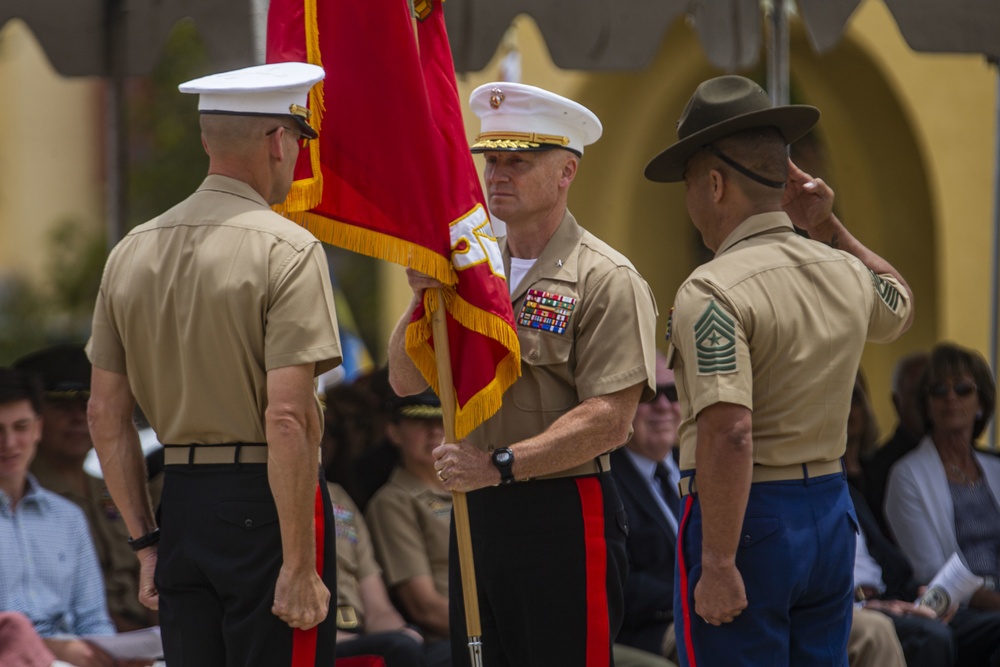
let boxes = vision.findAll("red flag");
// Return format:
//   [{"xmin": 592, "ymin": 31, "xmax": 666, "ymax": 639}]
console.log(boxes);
[{"xmin": 266, "ymin": 0, "xmax": 520, "ymax": 439}]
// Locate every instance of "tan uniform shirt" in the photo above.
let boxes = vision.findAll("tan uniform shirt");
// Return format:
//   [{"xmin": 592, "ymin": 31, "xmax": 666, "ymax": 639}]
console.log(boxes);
[
  {"xmin": 667, "ymin": 212, "xmax": 911, "ymax": 470},
  {"xmin": 469, "ymin": 210, "xmax": 658, "ymax": 467},
  {"xmin": 328, "ymin": 482, "xmax": 381, "ymax": 629},
  {"xmin": 365, "ymin": 467, "xmax": 451, "ymax": 596},
  {"xmin": 29, "ymin": 458, "xmax": 146, "ymax": 627},
  {"xmin": 87, "ymin": 175, "xmax": 342, "ymax": 444}
]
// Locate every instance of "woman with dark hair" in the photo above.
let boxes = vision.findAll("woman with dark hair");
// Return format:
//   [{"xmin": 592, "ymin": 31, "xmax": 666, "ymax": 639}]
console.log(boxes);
[
  {"xmin": 885, "ymin": 342, "xmax": 1000, "ymax": 612},
  {"xmin": 845, "ymin": 370, "xmax": 881, "ymax": 491}
]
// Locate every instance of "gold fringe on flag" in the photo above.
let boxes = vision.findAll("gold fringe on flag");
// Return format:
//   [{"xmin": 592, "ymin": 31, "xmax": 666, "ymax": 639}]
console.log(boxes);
[
  {"xmin": 404, "ymin": 288, "xmax": 522, "ymax": 440},
  {"xmin": 281, "ymin": 211, "xmax": 456, "ymax": 287},
  {"xmin": 276, "ymin": 0, "xmax": 324, "ymax": 213}
]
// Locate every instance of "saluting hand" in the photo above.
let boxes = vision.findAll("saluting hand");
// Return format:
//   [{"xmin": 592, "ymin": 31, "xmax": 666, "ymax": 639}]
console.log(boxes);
[
  {"xmin": 433, "ymin": 440, "xmax": 495, "ymax": 492},
  {"xmin": 781, "ymin": 159, "xmax": 836, "ymax": 236},
  {"xmin": 694, "ymin": 560, "xmax": 748, "ymax": 626},
  {"xmin": 272, "ymin": 565, "xmax": 330, "ymax": 630}
]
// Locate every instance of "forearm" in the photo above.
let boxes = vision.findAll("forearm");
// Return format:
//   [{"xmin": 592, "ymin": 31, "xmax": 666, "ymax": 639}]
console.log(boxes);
[
  {"xmin": 509, "ymin": 383, "xmax": 644, "ymax": 480},
  {"xmin": 695, "ymin": 404, "xmax": 753, "ymax": 566},
  {"xmin": 396, "ymin": 577, "xmax": 449, "ymax": 637},
  {"xmin": 265, "ymin": 363, "xmax": 324, "ymax": 572},
  {"xmin": 388, "ymin": 294, "xmax": 430, "ymax": 396},
  {"xmin": 266, "ymin": 410, "xmax": 321, "ymax": 571},
  {"xmin": 88, "ymin": 369, "xmax": 156, "ymax": 539},
  {"xmin": 809, "ymin": 213, "xmax": 914, "ymax": 329},
  {"xmin": 359, "ymin": 575, "xmax": 406, "ymax": 634}
]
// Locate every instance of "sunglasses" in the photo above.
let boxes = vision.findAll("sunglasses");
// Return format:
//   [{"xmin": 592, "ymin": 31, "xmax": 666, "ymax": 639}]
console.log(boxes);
[
  {"xmin": 654, "ymin": 384, "xmax": 678, "ymax": 402},
  {"xmin": 927, "ymin": 381, "xmax": 977, "ymax": 399},
  {"xmin": 266, "ymin": 124, "xmax": 311, "ymax": 149}
]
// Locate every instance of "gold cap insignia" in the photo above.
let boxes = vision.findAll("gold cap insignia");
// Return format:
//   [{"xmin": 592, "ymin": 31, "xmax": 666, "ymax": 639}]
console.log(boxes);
[
  {"xmin": 489, "ymin": 87, "xmax": 505, "ymax": 109},
  {"xmin": 289, "ymin": 103, "xmax": 311, "ymax": 120}
]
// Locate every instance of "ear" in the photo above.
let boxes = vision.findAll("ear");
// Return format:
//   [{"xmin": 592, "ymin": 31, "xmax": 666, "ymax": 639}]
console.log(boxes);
[
  {"xmin": 558, "ymin": 154, "xmax": 579, "ymax": 188},
  {"xmin": 200, "ymin": 134, "xmax": 210, "ymax": 156},
  {"xmin": 385, "ymin": 422, "xmax": 403, "ymax": 447},
  {"xmin": 709, "ymin": 168, "xmax": 725, "ymax": 203},
  {"xmin": 269, "ymin": 127, "xmax": 288, "ymax": 162}
]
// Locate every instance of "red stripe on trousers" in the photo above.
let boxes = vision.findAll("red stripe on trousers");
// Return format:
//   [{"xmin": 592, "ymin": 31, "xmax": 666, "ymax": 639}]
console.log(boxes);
[
  {"xmin": 575, "ymin": 477, "xmax": 609, "ymax": 667},
  {"xmin": 291, "ymin": 482, "xmax": 325, "ymax": 667},
  {"xmin": 677, "ymin": 494, "xmax": 697, "ymax": 667}
]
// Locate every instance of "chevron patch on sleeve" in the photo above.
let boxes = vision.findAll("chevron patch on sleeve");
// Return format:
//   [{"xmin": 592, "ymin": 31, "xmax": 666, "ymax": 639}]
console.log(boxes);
[
  {"xmin": 694, "ymin": 300, "xmax": 737, "ymax": 374},
  {"xmin": 869, "ymin": 270, "xmax": 902, "ymax": 312}
]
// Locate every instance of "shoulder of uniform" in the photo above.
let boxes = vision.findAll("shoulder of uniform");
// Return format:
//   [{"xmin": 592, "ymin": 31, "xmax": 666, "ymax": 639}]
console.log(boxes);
[{"xmin": 576, "ymin": 229, "xmax": 640, "ymax": 273}]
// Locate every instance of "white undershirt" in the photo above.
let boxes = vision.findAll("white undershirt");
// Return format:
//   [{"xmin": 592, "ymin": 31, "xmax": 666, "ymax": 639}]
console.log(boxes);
[{"xmin": 508, "ymin": 257, "xmax": 536, "ymax": 294}]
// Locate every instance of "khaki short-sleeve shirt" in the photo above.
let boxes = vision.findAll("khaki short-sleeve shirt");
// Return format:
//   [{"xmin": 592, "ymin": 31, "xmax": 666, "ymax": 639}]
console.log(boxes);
[
  {"xmin": 667, "ymin": 212, "xmax": 911, "ymax": 470},
  {"xmin": 365, "ymin": 467, "xmax": 451, "ymax": 595},
  {"xmin": 87, "ymin": 175, "xmax": 342, "ymax": 444},
  {"xmin": 328, "ymin": 483, "xmax": 381, "ymax": 622},
  {"xmin": 469, "ymin": 211, "xmax": 658, "ymax": 461}
]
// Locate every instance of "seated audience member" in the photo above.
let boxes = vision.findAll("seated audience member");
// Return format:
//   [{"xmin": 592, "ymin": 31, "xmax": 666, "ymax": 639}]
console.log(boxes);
[
  {"xmin": 885, "ymin": 343, "xmax": 1000, "ymax": 612},
  {"xmin": 324, "ymin": 376, "xmax": 389, "ymax": 507},
  {"xmin": 845, "ymin": 370, "xmax": 881, "ymax": 491},
  {"xmin": 863, "ymin": 351, "xmax": 929, "ymax": 536},
  {"xmin": 849, "ymin": 608, "xmax": 906, "ymax": 667},
  {"xmin": 0, "ymin": 367, "xmax": 122, "ymax": 667},
  {"xmin": 852, "ymin": 483, "xmax": 1000, "ymax": 665},
  {"xmin": 365, "ymin": 390, "xmax": 451, "ymax": 643},
  {"xmin": 327, "ymin": 481, "xmax": 449, "ymax": 667},
  {"xmin": 13, "ymin": 344, "xmax": 151, "ymax": 631},
  {"xmin": 608, "ymin": 351, "xmax": 680, "ymax": 667}
]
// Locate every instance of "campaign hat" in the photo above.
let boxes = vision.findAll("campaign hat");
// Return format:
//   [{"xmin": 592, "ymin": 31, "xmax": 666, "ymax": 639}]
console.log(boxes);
[
  {"xmin": 644, "ymin": 75, "xmax": 819, "ymax": 183},
  {"xmin": 179, "ymin": 62, "xmax": 325, "ymax": 139},
  {"xmin": 469, "ymin": 82, "xmax": 602, "ymax": 156}
]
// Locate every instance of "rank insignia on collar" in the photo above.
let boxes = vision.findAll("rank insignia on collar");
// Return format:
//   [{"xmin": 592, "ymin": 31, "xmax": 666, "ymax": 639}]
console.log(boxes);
[{"xmin": 518, "ymin": 288, "xmax": 576, "ymax": 334}]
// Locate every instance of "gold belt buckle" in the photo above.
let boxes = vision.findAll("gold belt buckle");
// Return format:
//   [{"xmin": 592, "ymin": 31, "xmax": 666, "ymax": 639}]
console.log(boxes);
[{"xmin": 336, "ymin": 605, "xmax": 360, "ymax": 630}]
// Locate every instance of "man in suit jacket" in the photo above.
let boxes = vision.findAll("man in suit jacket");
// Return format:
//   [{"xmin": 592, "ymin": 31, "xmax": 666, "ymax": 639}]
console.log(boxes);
[
  {"xmin": 611, "ymin": 353, "xmax": 681, "ymax": 662},
  {"xmin": 849, "ymin": 485, "xmax": 1000, "ymax": 666}
]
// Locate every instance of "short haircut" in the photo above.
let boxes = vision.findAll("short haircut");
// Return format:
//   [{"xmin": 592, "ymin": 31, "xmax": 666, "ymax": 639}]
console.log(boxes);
[{"xmin": 0, "ymin": 367, "xmax": 44, "ymax": 414}]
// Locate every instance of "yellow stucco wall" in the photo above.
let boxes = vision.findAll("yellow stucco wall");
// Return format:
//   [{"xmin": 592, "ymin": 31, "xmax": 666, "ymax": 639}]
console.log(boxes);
[{"xmin": 0, "ymin": 20, "xmax": 103, "ymax": 286}]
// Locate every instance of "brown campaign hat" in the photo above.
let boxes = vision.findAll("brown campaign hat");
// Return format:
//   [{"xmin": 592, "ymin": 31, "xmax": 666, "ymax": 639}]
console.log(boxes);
[{"xmin": 644, "ymin": 75, "xmax": 819, "ymax": 183}]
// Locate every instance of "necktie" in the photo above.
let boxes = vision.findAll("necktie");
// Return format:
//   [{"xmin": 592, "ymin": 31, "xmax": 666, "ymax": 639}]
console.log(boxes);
[{"xmin": 654, "ymin": 462, "xmax": 680, "ymax": 518}]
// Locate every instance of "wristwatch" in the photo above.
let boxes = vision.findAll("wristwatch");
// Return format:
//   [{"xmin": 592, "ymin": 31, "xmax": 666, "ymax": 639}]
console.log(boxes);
[{"xmin": 491, "ymin": 447, "xmax": 515, "ymax": 484}]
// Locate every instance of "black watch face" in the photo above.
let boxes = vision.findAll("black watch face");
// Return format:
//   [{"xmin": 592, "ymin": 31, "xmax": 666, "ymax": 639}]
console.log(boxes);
[{"xmin": 494, "ymin": 450, "xmax": 512, "ymax": 465}]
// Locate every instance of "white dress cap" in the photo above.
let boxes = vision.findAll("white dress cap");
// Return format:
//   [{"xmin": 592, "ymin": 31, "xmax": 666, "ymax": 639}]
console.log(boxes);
[
  {"xmin": 469, "ymin": 82, "xmax": 602, "ymax": 156},
  {"xmin": 179, "ymin": 62, "xmax": 325, "ymax": 137}
]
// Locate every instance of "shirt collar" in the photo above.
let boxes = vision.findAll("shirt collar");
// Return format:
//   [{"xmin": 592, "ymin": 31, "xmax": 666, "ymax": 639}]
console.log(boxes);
[
  {"xmin": 197, "ymin": 174, "xmax": 271, "ymax": 209},
  {"xmin": 0, "ymin": 473, "xmax": 51, "ymax": 513},
  {"xmin": 715, "ymin": 211, "xmax": 795, "ymax": 257},
  {"xmin": 505, "ymin": 209, "xmax": 585, "ymax": 303}
]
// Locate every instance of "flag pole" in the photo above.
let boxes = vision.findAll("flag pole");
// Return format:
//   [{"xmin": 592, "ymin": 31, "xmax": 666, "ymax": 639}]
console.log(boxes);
[{"xmin": 431, "ymin": 288, "xmax": 484, "ymax": 666}]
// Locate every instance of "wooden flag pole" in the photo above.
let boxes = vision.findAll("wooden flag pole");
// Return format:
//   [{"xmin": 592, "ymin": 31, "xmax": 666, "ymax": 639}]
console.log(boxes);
[{"xmin": 431, "ymin": 288, "xmax": 484, "ymax": 666}]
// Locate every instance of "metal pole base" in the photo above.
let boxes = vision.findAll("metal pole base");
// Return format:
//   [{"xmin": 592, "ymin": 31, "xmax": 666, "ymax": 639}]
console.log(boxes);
[{"xmin": 467, "ymin": 635, "xmax": 483, "ymax": 667}]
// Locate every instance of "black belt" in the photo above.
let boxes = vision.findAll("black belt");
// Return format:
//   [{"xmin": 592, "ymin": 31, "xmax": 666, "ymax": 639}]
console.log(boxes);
[{"xmin": 163, "ymin": 443, "xmax": 268, "ymax": 466}]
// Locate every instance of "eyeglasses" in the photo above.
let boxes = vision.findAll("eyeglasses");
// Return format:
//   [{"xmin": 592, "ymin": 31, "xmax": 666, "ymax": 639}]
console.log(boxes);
[
  {"xmin": 266, "ymin": 125, "xmax": 311, "ymax": 149},
  {"xmin": 927, "ymin": 381, "xmax": 977, "ymax": 399},
  {"xmin": 654, "ymin": 384, "xmax": 678, "ymax": 403}
]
